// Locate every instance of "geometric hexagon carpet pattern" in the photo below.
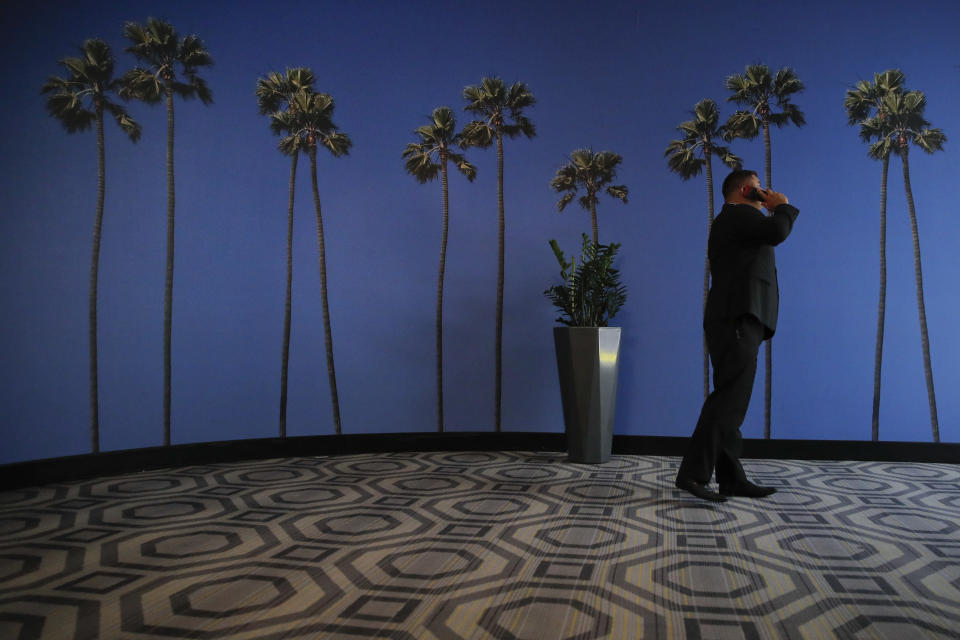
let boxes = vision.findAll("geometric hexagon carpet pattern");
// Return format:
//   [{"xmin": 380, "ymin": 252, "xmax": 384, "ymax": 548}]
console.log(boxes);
[{"xmin": 1, "ymin": 452, "xmax": 958, "ymax": 639}]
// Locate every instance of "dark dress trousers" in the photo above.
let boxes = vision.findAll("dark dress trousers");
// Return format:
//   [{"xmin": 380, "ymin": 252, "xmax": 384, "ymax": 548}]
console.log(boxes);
[{"xmin": 678, "ymin": 201, "xmax": 800, "ymax": 486}]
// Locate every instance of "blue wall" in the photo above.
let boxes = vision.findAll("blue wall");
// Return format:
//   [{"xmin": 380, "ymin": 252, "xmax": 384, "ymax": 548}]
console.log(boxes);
[{"xmin": 2, "ymin": 0, "xmax": 959, "ymax": 464}]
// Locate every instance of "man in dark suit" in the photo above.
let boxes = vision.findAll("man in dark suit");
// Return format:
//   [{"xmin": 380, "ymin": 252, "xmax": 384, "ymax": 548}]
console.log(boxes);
[{"xmin": 675, "ymin": 169, "xmax": 799, "ymax": 502}]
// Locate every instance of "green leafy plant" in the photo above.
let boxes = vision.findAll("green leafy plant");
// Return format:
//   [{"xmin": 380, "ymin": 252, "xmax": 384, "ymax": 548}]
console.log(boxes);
[{"xmin": 545, "ymin": 233, "xmax": 626, "ymax": 327}]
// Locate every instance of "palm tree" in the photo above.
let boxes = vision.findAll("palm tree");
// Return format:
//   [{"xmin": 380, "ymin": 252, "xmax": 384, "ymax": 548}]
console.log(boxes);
[
  {"xmin": 665, "ymin": 99, "xmax": 741, "ymax": 399},
  {"xmin": 120, "ymin": 18, "xmax": 213, "ymax": 446},
  {"xmin": 860, "ymin": 89, "xmax": 946, "ymax": 442},
  {"xmin": 461, "ymin": 77, "xmax": 536, "ymax": 432},
  {"xmin": 43, "ymin": 39, "xmax": 141, "ymax": 453},
  {"xmin": 272, "ymin": 89, "xmax": 352, "ymax": 435},
  {"xmin": 256, "ymin": 67, "xmax": 316, "ymax": 438},
  {"xmin": 550, "ymin": 148, "xmax": 628, "ymax": 247},
  {"xmin": 403, "ymin": 107, "xmax": 477, "ymax": 432},
  {"xmin": 724, "ymin": 64, "xmax": 805, "ymax": 439},
  {"xmin": 844, "ymin": 70, "xmax": 904, "ymax": 441}
]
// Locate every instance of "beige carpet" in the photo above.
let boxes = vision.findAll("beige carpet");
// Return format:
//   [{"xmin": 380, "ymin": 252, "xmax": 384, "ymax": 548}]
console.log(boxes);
[{"xmin": 1, "ymin": 451, "xmax": 959, "ymax": 638}]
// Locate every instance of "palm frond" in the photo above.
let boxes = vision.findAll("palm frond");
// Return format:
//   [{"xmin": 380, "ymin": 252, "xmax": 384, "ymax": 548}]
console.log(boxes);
[
  {"xmin": 666, "ymin": 143, "xmax": 702, "ymax": 180},
  {"xmin": 102, "ymin": 100, "xmax": 141, "ymax": 141},
  {"xmin": 459, "ymin": 119, "xmax": 494, "ymax": 149},
  {"xmin": 123, "ymin": 21, "xmax": 151, "ymax": 52},
  {"xmin": 664, "ymin": 139, "xmax": 689, "ymax": 156},
  {"xmin": 511, "ymin": 115, "xmax": 536, "ymax": 139},
  {"xmin": 556, "ymin": 192, "xmax": 576, "ymax": 212},
  {"xmin": 715, "ymin": 146, "xmax": 742, "ymax": 169},
  {"xmin": 550, "ymin": 165, "xmax": 577, "ymax": 191},
  {"xmin": 431, "ymin": 105, "xmax": 456, "ymax": 134},
  {"xmin": 914, "ymin": 127, "xmax": 946, "ymax": 154},
  {"xmin": 578, "ymin": 194, "xmax": 596, "ymax": 210},
  {"xmin": 178, "ymin": 34, "xmax": 213, "ymax": 70},
  {"xmin": 404, "ymin": 105, "xmax": 476, "ymax": 183},
  {"xmin": 191, "ymin": 75, "xmax": 214, "ymax": 104},
  {"xmin": 449, "ymin": 152, "xmax": 477, "ymax": 181},
  {"xmin": 322, "ymin": 131, "xmax": 352, "ymax": 157},
  {"xmin": 552, "ymin": 148, "xmax": 628, "ymax": 213},
  {"xmin": 277, "ymin": 133, "xmax": 302, "ymax": 156},
  {"xmin": 692, "ymin": 98, "xmax": 719, "ymax": 127},
  {"xmin": 846, "ymin": 68, "xmax": 906, "ymax": 127},
  {"xmin": 256, "ymin": 69, "xmax": 314, "ymax": 115},
  {"xmin": 667, "ymin": 98, "xmax": 738, "ymax": 178},
  {"xmin": 462, "ymin": 77, "xmax": 535, "ymax": 140},
  {"xmin": 723, "ymin": 110, "xmax": 760, "ymax": 140},
  {"xmin": 43, "ymin": 39, "xmax": 138, "ymax": 141},
  {"xmin": 773, "ymin": 67, "xmax": 804, "ymax": 98},
  {"xmin": 867, "ymin": 138, "xmax": 894, "ymax": 161},
  {"xmin": 404, "ymin": 150, "xmax": 440, "ymax": 183},
  {"xmin": 114, "ymin": 111, "xmax": 142, "ymax": 142},
  {"xmin": 595, "ymin": 150, "xmax": 622, "ymax": 171},
  {"xmin": 44, "ymin": 89, "xmax": 95, "ymax": 132},
  {"xmin": 270, "ymin": 109, "xmax": 296, "ymax": 136},
  {"xmin": 119, "ymin": 67, "xmax": 162, "ymax": 103},
  {"xmin": 122, "ymin": 18, "xmax": 212, "ymax": 107},
  {"xmin": 171, "ymin": 80, "xmax": 194, "ymax": 99},
  {"xmin": 606, "ymin": 185, "xmax": 628, "ymax": 202},
  {"xmin": 463, "ymin": 79, "xmax": 502, "ymax": 116},
  {"xmin": 783, "ymin": 103, "xmax": 806, "ymax": 127},
  {"xmin": 858, "ymin": 115, "xmax": 889, "ymax": 143},
  {"xmin": 725, "ymin": 73, "xmax": 749, "ymax": 100},
  {"xmin": 726, "ymin": 63, "xmax": 804, "ymax": 137}
]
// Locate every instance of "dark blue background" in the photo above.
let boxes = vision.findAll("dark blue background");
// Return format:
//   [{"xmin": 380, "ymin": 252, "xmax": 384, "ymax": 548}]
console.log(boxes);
[{"xmin": 2, "ymin": 0, "xmax": 958, "ymax": 464}]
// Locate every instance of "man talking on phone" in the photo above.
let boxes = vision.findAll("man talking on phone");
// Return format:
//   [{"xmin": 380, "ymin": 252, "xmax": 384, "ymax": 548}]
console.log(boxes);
[{"xmin": 675, "ymin": 169, "xmax": 799, "ymax": 502}]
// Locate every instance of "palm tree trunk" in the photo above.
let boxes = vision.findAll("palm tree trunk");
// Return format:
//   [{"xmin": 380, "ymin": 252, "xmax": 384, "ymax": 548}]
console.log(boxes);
[
  {"xmin": 900, "ymin": 150, "xmax": 940, "ymax": 442},
  {"xmin": 763, "ymin": 121, "xmax": 772, "ymax": 191},
  {"xmin": 702, "ymin": 152, "xmax": 715, "ymax": 400},
  {"xmin": 89, "ymin": 106, "xmax": 105, "ymax": 453},
  {"xmin": 279, "ymin": 152, "xmax": 297, "ymax": 437},
  {"xmin": 590, "ymin": 202, "xmax": 599, "ymax": 247},
  {"xmin": 163, "ymin": 86, "xmax": 175, "ymax": 446},
  {"xmin": 437, "ymin": 156, "xmax": 449, "ymax": 433},
  {"xmin": 309, "ymin": 147, "xmax": 342, "ymax": 435},
  {"xmin": 871, "ymin": 155, "xmax": 888, "ymax": 441},
  {"xmin": 762, "ymin": 119, "xmax": 772, "ymax": 440},
  {"xmin": 494, "ymin": 132, "xmax": 505, "ymax": 433}
]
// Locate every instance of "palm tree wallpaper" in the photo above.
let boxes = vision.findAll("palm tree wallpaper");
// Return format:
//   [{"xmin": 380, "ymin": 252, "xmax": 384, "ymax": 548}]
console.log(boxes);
[
  {"xmin": 843, "ymin": 70, "xmax": 907, "ymax": 442},
  {"xmin": 665, "ymin": 99, "xmax": 742, "ymax": 400},
  {"xmin": 550, "ymin": 148, "xmax": 629, "ymax": 247},
  {"xmin": 42, "ymin": 38, "xmax": 141, "ymax": 453},
  {"xmin": 403, "ymin": 106, "xmax": 477, "ymax": 433},
  {"xmin": 460, "ymin": 76, "xmax": 537, "ymax": 433},
  {"xmin": 858, "ymin": 88, "xmax": 947, "ymax": 442},
  {"xmin": 724, "ymin": 64, "xmax": 806, "ymax": 440},
  {"xmin": 118, "ymin": 17, "xmax": 214, "ymax": 446},
  {"xmin": 4, "ymin": 0, "xmax": 959, "ymax": 464},
  {"xmin": 272, "ymin": 88, "xmax": 352, "ymax": 435},
  {"xmin": 255, "ymin": 66, "xmax": 317, "ymax": 437}
]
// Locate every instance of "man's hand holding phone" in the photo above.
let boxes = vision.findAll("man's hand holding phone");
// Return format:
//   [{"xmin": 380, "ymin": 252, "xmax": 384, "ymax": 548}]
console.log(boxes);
[{"xmin": 760, "ymin": 188, "xmax": 788, "ymax": 211}]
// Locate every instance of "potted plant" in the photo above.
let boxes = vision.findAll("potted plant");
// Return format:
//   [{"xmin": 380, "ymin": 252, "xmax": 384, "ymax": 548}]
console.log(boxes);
[{"xmin": 544, "ymin": 233, "xmax": 626, "ymax": 463}]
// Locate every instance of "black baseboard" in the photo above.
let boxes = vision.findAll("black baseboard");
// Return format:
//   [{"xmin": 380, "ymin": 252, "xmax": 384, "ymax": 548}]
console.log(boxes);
[
  {"xmin": 614, "ymin": 435, "xmax": 960, "ymax": 464},
  {"xmin": 1, "ymin": 432, "xmax": 957, "ymax": 490}
]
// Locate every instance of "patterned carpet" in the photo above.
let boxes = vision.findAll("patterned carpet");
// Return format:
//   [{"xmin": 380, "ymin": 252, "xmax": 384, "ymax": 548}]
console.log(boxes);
[{"xmin": 1, "ymin": 451, "xmax": 958, "ymax": 639}]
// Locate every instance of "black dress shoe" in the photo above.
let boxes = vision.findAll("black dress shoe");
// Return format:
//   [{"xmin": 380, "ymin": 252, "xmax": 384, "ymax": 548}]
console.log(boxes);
[
  {"xmin": 675, "ymin": 476, "xmax": 727, "ymax": 502},
  {"xmin": 719, "ymin": 481, "xmax": 777, "ymax": 498}
]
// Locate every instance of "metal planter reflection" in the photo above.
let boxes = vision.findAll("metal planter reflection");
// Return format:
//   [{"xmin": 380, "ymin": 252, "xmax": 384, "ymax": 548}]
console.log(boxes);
[{"xmin": 553, "ymin": 327, "xmax": 621, "ymax": 464}]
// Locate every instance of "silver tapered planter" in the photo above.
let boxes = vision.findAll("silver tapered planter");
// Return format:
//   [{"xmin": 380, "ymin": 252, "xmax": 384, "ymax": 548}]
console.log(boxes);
[{"xmin": 553, "ymin": 326, "xmax": 622, "ymax": 464}]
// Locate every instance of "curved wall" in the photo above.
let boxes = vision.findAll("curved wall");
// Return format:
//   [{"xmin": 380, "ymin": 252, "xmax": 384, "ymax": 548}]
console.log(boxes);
[{"xmin": 3, "ymin": 1, "xmax": 959, "ymax": 466}]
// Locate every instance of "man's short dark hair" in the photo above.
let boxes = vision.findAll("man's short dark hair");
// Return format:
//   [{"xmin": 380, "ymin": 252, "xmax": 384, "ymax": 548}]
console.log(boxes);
[{"xmin": 722, "ymin": 169, "xmax": 758, "ymax": 199}]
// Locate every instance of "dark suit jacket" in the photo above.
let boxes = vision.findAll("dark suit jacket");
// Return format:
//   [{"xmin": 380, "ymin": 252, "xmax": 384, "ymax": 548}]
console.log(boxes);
[{"xmin": 704, "ymin": 202, "xmax": 799, "ymax": 339}]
